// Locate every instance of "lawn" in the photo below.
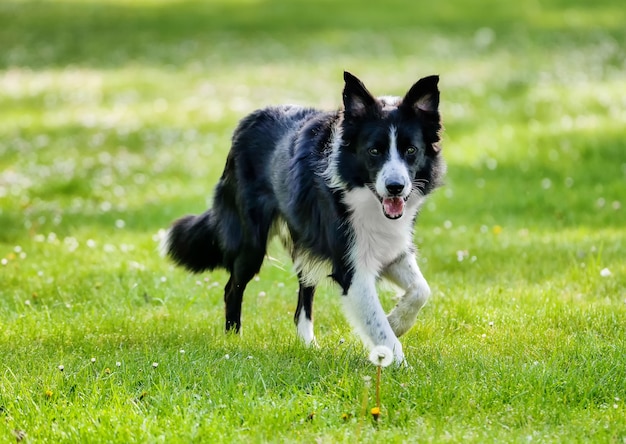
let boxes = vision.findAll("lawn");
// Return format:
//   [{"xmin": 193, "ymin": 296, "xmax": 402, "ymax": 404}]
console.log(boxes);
[{"xmin": 1, "ymin": 0, "xmax": 625, "ymax": 442}]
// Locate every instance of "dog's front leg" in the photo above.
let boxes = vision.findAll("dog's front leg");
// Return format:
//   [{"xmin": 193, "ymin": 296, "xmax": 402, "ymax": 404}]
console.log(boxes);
[
  {"xmin": 342, "ymin": 271, "xmax": 404, "ymax": 364},
  {"xmin": 383, "ymin": 251, "xmax": 431, "ymax": 337}
]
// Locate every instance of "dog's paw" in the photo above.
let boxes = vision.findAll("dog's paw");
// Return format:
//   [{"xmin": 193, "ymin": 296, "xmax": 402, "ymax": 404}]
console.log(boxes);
[
  {"xmin": 391, "ymin": 340, "xmax": 405, "ymax": 365},
  {"xmin": 387, "ymin": 312, "xmax": 414, "ymax": 338}
]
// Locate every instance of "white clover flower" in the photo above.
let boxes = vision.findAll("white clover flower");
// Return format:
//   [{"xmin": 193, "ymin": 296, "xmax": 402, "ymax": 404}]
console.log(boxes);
[
  {"xmin": 152, "ymin": 362, "xmax": 159, "ymax": 368},
  {"xmin": 600, "ymin": 268, "xmax": 611, "ymax": 277},
  {"xmin": 369, "ymin": 345, "xmax": 393, "ymax": 368},
  {"xmin": 58, "ymin": 365, "xmax": 64, "ymax": 372}
]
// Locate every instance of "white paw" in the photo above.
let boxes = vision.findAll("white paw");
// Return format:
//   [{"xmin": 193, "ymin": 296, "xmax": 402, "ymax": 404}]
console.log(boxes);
[
  {"xmin": 390, "ymin": 339, "xmax": 404, "ymax": 365},
  {"xmin": 296, "ymin": 311, "xmax": 317, "ymax": 347}
]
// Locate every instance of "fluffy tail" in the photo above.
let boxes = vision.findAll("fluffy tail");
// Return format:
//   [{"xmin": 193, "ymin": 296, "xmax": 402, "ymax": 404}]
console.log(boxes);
[{"xmin": 160, "ymin": 210, "xmax": 224, "ymax": 273}]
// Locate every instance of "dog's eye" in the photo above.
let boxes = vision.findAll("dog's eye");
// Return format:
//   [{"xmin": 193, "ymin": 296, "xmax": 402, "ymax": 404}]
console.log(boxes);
[
  {"xmin": 406, "ymin": 146, "xmax": 417, "ymax": 155},
  {"xmin": 368, "ymin": 147, "xmax": 381, "ymax": 156}
]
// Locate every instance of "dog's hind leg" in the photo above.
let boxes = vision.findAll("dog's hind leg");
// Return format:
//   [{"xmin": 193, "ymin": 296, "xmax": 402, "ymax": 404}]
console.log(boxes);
[
  {"xmin": 383, "ymin": 251, "xmax": 431, "ymax": 337},
  {"xmin": 294, "ymin": 277, "xmax": 317, "ymax": 346},
  {"xmin": 224, "ymin": 250, "xmax": 265, "ymax": 333}
]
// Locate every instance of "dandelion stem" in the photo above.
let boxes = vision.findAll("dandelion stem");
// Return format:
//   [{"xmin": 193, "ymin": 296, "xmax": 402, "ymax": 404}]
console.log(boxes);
[{"xmin": 376, "ymin": 365, "xmax": 381, "ymax": 410}]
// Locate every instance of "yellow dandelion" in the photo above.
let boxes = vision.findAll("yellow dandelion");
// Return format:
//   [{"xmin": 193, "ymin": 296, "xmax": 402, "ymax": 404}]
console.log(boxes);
[
  {"xmin": 370, "ymin": 406, "xmax": 380, "ymax": 421},
  {"xmin": 492, "ymin": 225, "xmax": 503, "ymax": 235},
  {"xmin": 45, "ymin": 389, "xmax": 53, "ymax": 398}
]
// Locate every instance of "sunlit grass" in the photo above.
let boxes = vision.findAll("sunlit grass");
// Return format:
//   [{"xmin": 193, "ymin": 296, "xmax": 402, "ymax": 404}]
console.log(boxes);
[{"xmin": 1, "ymin": 0, "xmax": 625, "ymax": 442}]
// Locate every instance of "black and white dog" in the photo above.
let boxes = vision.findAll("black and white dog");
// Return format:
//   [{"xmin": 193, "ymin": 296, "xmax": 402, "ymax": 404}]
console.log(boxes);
[{"xmin": 162, "ymin": 72, "xmax": 444, "ymax": 364}]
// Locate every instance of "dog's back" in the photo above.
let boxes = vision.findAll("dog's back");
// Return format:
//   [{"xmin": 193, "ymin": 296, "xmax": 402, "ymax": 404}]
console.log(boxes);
[{"xmin": 164, "ymin": 106, "xmax": 324, "ymax": 271}]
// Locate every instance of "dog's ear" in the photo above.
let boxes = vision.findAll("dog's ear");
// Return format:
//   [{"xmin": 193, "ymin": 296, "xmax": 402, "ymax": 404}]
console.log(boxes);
[
  {"xmin": 401, "ymin": 75, "xmax": 440, "ymax": 114},
  {"xmin": 343, "ymin": 71, "xmax": 377, "ymax": 118}
]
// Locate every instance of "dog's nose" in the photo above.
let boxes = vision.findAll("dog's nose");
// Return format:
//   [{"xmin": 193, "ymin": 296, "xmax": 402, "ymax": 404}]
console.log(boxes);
[{"xmin": 385, "ymin": 182, "xmax": 405, "ymax": 196}]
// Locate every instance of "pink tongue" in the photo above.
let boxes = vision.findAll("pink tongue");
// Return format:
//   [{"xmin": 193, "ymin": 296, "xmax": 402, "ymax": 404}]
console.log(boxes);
[{"xmin": 382, "ymin": 197, "xmax": 405, "ymax": 218}]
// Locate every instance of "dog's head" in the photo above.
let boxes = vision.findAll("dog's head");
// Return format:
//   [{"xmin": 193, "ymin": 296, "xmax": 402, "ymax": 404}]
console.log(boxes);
[{"xmin": 335, "ymin": 71, "xmax": 444, "ymax": 219}]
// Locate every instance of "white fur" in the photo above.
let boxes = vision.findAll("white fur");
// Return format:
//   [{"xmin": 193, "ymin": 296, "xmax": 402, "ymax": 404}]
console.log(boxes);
[
  {"xmin": 383, "ymin": 252, "xmax": 431, "ymax": 337},
  {"xmin": 158, "ymin": 228, "xmax": 172, "ymax": 258},
  {"xmin": 269, "ymin": 217, "xmax": 331, "ymax": 287},
  {"xmin": 321, "ymin": 124, "xmax": 347, "ymax": 191},
  {"xmin": 375, "ymin": 126, "xmax": 411, "ymax": 199},
  {"xmin": 269, "ymin": 217, "xmax": 293, "ymax": 252},
  {"xmin": 296, "ymin": 309, "xmax": 317, "ymax": 347},
  {"xmin": 342, "ymin": 270, "xmax": 404, "ymax": 362},
  {"xmin": 293, "ymin": 250, "xmax": 332, "ymax": 287},
  {"xmin": 343, "ymin": 187, "xmax": 420, "ymax": 275},
  {"xmin": 340, "ymin": 183, "xmax": 425, "ymax": 364},
  {"xmin": 379, "ymin": 96, "xmax": 401, "ymax": 111}
]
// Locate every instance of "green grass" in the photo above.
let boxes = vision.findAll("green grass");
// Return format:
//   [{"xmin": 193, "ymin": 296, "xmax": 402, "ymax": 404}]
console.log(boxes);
[{"xmin": 1, "ymin": 0, "xmax": 625, "ymax": 442}]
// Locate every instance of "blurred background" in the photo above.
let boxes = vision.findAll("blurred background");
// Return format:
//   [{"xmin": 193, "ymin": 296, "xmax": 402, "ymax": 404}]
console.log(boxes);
[{"xmin": 1, "ymin": 0, "xmax": 625, "ymax": 282}]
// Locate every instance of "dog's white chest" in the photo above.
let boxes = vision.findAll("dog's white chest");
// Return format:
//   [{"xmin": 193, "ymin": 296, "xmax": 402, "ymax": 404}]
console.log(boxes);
[{"xmin": 343, "ymin": 188, "xmax": 420, "ymax": 275}]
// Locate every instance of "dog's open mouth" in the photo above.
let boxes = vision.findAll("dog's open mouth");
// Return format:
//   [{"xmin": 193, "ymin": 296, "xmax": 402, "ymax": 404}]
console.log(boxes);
[
  {"xmin": 368, "ymin": 185, "xmax": 410, "ymax": 219},
  {"xmin": 381, "ymin": 196, "xmax": 408, "ymax": 219}
]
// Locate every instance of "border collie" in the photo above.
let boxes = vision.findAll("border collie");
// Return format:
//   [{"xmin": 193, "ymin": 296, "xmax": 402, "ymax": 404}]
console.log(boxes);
[{"xmin": 161, "ymin": 72, "xmax": 444, "ymax": 364}]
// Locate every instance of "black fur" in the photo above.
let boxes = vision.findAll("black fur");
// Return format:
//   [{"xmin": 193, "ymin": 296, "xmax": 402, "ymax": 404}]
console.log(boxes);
[{"xmin": 163, "ymin": 71, "xmax": 444, "ymax": 343}]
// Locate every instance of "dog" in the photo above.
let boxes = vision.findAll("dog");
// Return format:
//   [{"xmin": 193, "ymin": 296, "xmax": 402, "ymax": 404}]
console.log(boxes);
[{"xmin": 161, "ymin": 72, "xmax": 444, "ymax": 364}]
